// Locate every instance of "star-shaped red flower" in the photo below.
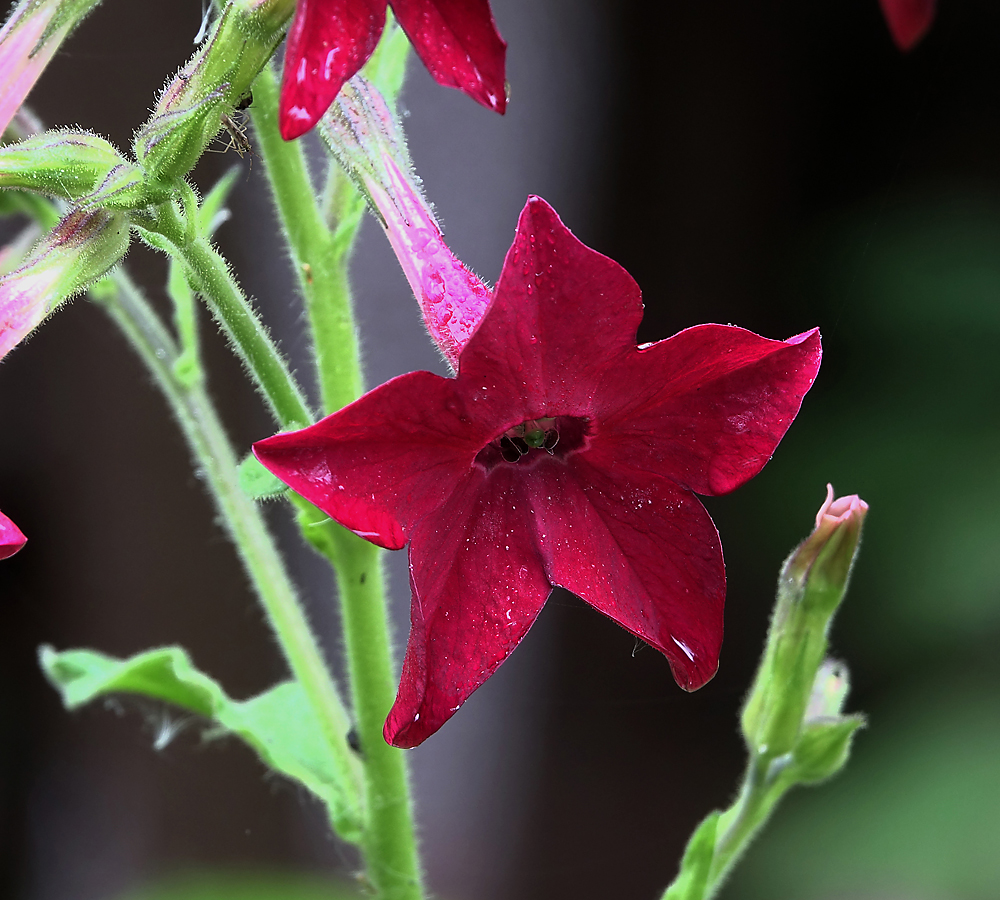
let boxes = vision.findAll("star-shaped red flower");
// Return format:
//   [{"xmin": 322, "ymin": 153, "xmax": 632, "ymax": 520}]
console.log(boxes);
[
  {"xmin": 0, "ymin": 509, "xmax": 26, "ymax": 560},
  {"xmin": 280, "ymin": 0, "xmax": 507, "ymax": 139},
  {"xmin": 254, "ymin": 197, "xmax": 822, "ymax": 747}
]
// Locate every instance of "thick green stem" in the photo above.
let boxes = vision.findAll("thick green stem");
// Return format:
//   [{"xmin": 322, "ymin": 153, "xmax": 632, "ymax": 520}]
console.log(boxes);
[
  {"xmin": 97, "ymin": 268, "xmax": 362, "ymax": 829},
  {"xmin": 251, "ymin": 65, "xmax": 422, "ymax": 900},
  {"xmin": 249, "ymin": 63, "xmax": 363, "ymax": 413}
]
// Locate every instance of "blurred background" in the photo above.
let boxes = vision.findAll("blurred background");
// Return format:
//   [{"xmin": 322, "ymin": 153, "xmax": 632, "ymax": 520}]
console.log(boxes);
[{"xmin": 2, "ymin": 0, "xmax": 1000, "ymax": 898}]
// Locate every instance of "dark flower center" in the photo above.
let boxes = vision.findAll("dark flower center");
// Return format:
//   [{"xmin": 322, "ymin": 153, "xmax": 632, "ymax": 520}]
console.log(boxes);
[{"xmin": 474, "ymin": 416, "xmax": 590, "ymax": 471}]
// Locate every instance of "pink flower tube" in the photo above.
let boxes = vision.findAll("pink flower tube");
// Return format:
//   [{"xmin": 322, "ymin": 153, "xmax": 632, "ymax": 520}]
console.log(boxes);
[{"xmin": 0, "ymin": 0, "xmax": 101, "ymax": 138}]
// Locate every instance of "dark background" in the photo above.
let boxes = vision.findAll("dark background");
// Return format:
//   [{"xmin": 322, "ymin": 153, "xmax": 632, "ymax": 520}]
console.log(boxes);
[{"xmin": 2, "ymin": 1, "xmax": 1000, "ymax": 898}]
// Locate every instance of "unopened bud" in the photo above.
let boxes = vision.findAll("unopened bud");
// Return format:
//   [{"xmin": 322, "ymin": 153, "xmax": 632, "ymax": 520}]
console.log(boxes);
[
  {"xmin": 784, "ymin": 484, "xmax": 868, "ymax": 610},
  {"xmin": 320, "ymin": 75, "xmax": 491, "ymax": 369},
  {"xmin": 0, "ymin": 207, "xmax": 129, "ymax": 358},
  {"xmin": 741, "ymin": 486, "xmax": 868, "ymax": 757},
  {"xmin": 0, "ymin": 508, "xmax": 26, "ymax": 559},
  {"xmin": 0, "ymin": 0, "xmax": 102, "ymax": 136},
  {"xmin": 134, "ymin": 87, "xmax": 228, "ymax": 183},
  {"xmin": 0, "ymin": 129, "xmax": 131, "ymax": 201}
]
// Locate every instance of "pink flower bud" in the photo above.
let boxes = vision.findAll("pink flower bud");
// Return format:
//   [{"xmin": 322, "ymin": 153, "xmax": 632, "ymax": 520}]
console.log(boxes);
[
  {"xmin": 786, "ymin": 484, "xmax": 869, "ymax": 596},
  {"xmin": 0, "ymin": 0, "xmax": 101, "ymax": 138},
  {"xmin": 0, "ymin": 509, "xmax": 26, "ymax": 560},
  {"xmin": 321, "ymin": 75, "xmax": 491, "ymax": 369},
  {"xmin": 0, "ymin": 207, "xmax": 129, "ymax": 359}
]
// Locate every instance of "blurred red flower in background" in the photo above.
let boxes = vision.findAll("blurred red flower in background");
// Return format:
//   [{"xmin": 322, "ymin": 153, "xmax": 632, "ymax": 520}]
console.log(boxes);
[{"xmin": 879, "ymin": 0, "xmax": 936, "ymax": 50}]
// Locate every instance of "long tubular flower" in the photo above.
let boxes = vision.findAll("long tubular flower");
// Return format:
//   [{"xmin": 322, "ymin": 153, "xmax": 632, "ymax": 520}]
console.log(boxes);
[
  {"xmin": 320, "ymin": 75, "xmax": 491, "ymax": 369},
  {"xmin": 255, "ymin": 197, "xmax": 822, "ymax": 748},
  {"xmin": 280, "ymin": 0, "xmax": 506, "ymax": 139},
  {"xmin": 878, "ymin": 0, "xmax": 936, "ymax": 50},
  {"xmin": 0, "ymin": 0, "xmax": 102, "ymax": 138},
  {"xmin": 0, "ymin": 509, "xmax": 26, "ymax": 559}
]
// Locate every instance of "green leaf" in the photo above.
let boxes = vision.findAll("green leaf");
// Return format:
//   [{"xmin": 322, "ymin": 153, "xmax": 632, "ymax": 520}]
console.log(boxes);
[
  {"xmin": 238, "ymin": 452, "xmax": 287, "ymax": 500},
  {"xmin": 791, "ymin": 715, "xmax": 866, "ymax": 784},
  {"xmin": 197, "ymin": 166, "xmax": 241, "ymax": 237},
  {"xmin": 39, "ymin": 645, "xmax": 363, "ymax": 844},
  {"xmin": 663, "ymin": 811, "xmax": 720, "ymax": 900}
]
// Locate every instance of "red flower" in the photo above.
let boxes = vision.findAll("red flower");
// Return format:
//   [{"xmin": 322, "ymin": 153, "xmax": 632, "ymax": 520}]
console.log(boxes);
[
  {"xmin": 280, "ymin": 0, "xmax": 506, "ymax": 139},
  {"xmin": 0, "ymin": 509, "xmax": 26, "ymax": 560},
  {"xmin": 879, "ymin": 0, "xmax": 936, "ymax": 50},
  {"xmin": 254, "ymin": 197, "xmax": 822, "ymax": 747}
]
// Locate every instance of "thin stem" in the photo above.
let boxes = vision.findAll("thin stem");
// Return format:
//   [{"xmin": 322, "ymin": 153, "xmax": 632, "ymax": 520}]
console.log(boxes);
[
  {"xmin": 249, "ymin": 62, "xmax": 363, "ymax": 413},
  {"xmin": 96, "ymin": 268, "xmax": 362, "ymax": 830},
  {"xmin": 142, "ymin": 200, "xmax": 313, "ymax": 429},
  {"xmin": 251, "ymin": 66, "xmax": 423, "ymax": 900}
]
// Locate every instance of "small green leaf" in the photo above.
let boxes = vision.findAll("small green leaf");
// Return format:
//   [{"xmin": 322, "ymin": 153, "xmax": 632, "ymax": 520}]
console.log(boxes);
[
  {"xmin": 39, "ymin": 645, "xmax": 363, "ymax": 844},
  {"xmin": 238, "ymin": 452, "xmax": 287, "ymax": 500},
  {"xmin": 197, "ymin": 166, "xmax": 241, "ymax": 237},
  {"xmin": 792, "ymin": 715, "xmax": 866, "ymax": 785},
  {"xmin": 663, "ymin": 811, "xmax": 720, "ymax": 900}
]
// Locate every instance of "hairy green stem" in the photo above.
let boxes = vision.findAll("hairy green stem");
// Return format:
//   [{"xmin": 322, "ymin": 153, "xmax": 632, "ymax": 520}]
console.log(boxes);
[
  {"xmin": 249, "ymin": 63, "xmax": 364, "ymax": 413},
  {"xmin": 140, "ymin": 200, "xmax": 313, "ymax": 429},
  {"xmin": 97, "ymin": 268, "xmax": 362, "ymax": 829},
  {"xmin": 251, "ymin": 66, "xmax": 423, "ymax": 900}
]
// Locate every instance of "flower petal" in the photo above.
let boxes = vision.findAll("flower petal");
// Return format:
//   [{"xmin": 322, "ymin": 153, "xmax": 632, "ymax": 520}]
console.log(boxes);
[
  {"xmin": 879, "ymin": 0, "xmax": 936, "ymax": 51},
  {"xmin": 279, "ymin": 0, "xmax": 388, "ymax": 140},
  {"xmin": 525, "ymin": 458, "xmax": 724, "ymax": 691},
  {"xmin": 389, "ymin": 0, "xmax": 507, "ymax": 113},
  {"xmin": 595, "ymin": 325, "xmax": 821, "ymax": 497},
  {"xmin": 253, "ymin": 370, "xmax": 492, "ymax": 549},
  {"xmin": 0, "ymin": 509, "xmax": 26, "ymax": 560},
  {"xmin": 459, "ymin": 196, "xmax": 644, "ymax": 419},
  {"xmin": 385, "ymin": 466, "xmax": 550, "ymax": 747}
]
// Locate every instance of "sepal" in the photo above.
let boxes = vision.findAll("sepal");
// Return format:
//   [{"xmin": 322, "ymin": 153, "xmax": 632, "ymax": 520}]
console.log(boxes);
[
  {"xmin": 134, "ymin": 87, "xmax": 229, "ymax": 184},
  {"xmin": 0, "ymin": 130, "xmax": 130, "ymax": 200}
]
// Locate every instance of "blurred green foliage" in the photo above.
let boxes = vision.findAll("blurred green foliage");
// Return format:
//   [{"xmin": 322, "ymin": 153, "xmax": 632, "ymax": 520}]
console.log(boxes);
[
  {"xmin": 115, "ymin": 871, "xmax": 362, "ymax": 900},
  {"xmin": 725, "ymin": 189, "xmax": 1000, "ymax": 899}
]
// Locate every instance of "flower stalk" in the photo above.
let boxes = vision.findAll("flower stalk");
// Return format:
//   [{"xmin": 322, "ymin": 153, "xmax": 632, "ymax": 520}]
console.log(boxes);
[
  {"xmin": 662, "ymin": 486, "xmax": 868, "ymax": 900},
  {"xmin": 250, "ymin": 47, "xmax": 423, "ymax": 900}
]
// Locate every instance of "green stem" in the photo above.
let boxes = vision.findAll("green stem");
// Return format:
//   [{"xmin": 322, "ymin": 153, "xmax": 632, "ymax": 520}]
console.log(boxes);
[
  {"xmin": 249, "ymin": 62, "xmax": 363, "ymax": 413},
  {"xmin": 251, "ymin": 64, "xmax": 422, "ymax": 900},
  {"xmin": 141, "ymin": 200, "xmax": 313, "ymax": 429},
  {"xmin": 96, "ymin": 268, "xmax": 362, "ymax": 829}
]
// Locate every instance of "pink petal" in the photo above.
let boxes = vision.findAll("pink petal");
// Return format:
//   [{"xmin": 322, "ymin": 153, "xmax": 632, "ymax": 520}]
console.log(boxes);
[
  {"xmin": 526, "ymin": 458, "xmax": 724, "ymax": 691},
  {"xmin": 385, "ymin": 466, "xmax": 550, "ymax": 747},
  {"xmin": 0, "ymin": 509, "xmax": 26, "ymax": 560},
  {"xmin": 459, "ymin": 196, "xmax": 644, "ymax": 416},
  {"xmin": 253, "ymin": 370, "xmax": 496, "ymax": 549},
  {"xmin": 595, "ymin": 326, "xmax": 821, "ymax": 497},
  {"xmin": 879, "ymin": 0, "xmax": 936, "ymax": 51},
  {"xmin": 389, "ymin": 0, "xmax": 506, "ymax": 113},
  {"xmin": 0, "ymin": 3, "xmax": 63, "ymax": 136},
  {"xmin": 279, "ymin": 0, "xmax": 388, "ymax": 140}
]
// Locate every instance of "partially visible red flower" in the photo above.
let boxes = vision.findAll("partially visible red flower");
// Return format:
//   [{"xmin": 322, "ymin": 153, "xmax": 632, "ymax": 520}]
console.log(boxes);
[
  {"xmin": 280, "ymin": 0, "xmax": 506, "ymax": 140},
  {"xmin": 254, "ymin": 197, "xmax": 822, "ymax": 747},
  {"xmin": 879, "ymin": 0, "xmax": 936, "ymax": 50},
  {"xmin": 0, "ymin": 509, "xmax": 26, "ymax": 559}
]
